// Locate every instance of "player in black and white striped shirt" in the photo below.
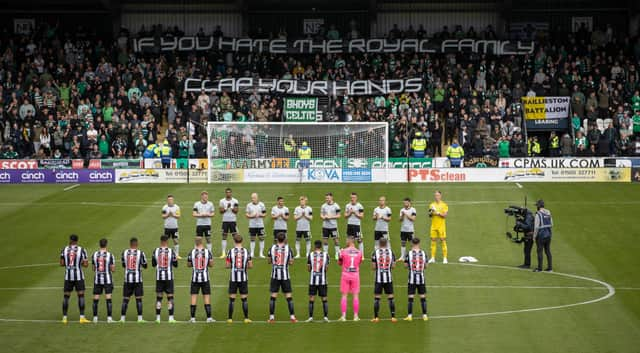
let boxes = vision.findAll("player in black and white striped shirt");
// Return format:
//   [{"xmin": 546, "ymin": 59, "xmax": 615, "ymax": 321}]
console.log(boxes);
[
  {"xmin": 267, "ymin": 232, "xmax": 296, "ymax": 323},
  {"xmin": 403, "ymin": 237, "xmax": 428, "ymax": 321},
  {"xmin": 120, "ymin": 237, "xmax": 148, "ymax": 323},
  {"xmin": 371, "ymin": 238, "xmax": 397, "ymax": 323},
  {"xmin": 306, "ymin": 240, "xmax": 329, "ymax": 322},
  {"xmin": 225, "ymin": 235, "xmax": 252, "ymax": 323},
  {"xmin": 91, "ymin": 238, "xmax": 115, "ymax": 323},
  {"xmin": 60, "ymin": 234, "xmax": 89, "ymax": 324},
  {"xmin": 187, "ymin": 237, "xmax": 214, "ymax": 323},
  {"xmin": 152, "ymin": 235, "xmax": 178, "ymax": 323}
]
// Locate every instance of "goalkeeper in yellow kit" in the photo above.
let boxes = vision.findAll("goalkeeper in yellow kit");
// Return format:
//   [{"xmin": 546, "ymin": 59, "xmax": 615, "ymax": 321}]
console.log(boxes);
[{"xmin": 428, "ymin": 191, "xmax": 449, "ymax": 264}]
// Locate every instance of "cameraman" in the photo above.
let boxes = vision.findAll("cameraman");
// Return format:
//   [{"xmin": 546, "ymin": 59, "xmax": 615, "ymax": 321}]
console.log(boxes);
[
  {"xmin": 533, "ymin": 200, "xmax": 553, "ymax": 272},
  {"xmin": 517, "ymin": 209, "xmax": 535, "ymax": 269}
]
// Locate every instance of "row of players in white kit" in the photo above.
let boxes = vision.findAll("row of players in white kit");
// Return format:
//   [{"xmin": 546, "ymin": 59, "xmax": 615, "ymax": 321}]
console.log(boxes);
[{"xmin": 162, "ymin": 189, "xmax": 417, "ymax": 261}]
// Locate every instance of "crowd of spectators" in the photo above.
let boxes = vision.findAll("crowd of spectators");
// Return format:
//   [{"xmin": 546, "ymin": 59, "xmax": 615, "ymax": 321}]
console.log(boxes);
[{"xmin": 0, "ymin": 20, "xmax": 639, "ymax": 161}]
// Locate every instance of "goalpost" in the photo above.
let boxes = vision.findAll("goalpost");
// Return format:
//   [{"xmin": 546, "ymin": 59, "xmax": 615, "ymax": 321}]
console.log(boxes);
[{"xmin": 206, "ymin": 122, "xmax": 389, "ymax": 183}]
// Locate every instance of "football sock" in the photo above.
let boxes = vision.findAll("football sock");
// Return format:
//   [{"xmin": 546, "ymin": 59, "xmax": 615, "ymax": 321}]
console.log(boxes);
[
  {"xmin": 221, "ymin": 239, "xmax": 227, "ymax": 254},
  {"xmin": 121, "ymin": 298, "xmax": 129, "ymax": 316},
  {"xmin": 400, "ymin": 243, "xmax": 406, "ymax": 259},
  {"xmin": 168, "ymin": 298, "xmax": 174, "ymax": 316},
  {"xmin": 421, "ymin": 298, "xmax": 427, "ymax": 314},
  {"xmin": 308, "ymin": 300, "xmax": 314, "ymax": 318},
  {"xmin": 250, "ymin": 240, "xmax": 255, "ymax": 256},
  {"xmin": 78, "ymin": 294, "xmax": 85, "ymax": 316},
  {"xmin": 204, "ymin": 304, "xmax": 212, "ymax": 319},
  {"xmin": 334, "ymin": 245, "xmax": 340, "ymax": 255},
  {"xmin": 174, "ymin": 244, "xmax": 179, "ymax": 256},
  {"xmin": 259, "ymin": 240, "xmax": 265, "ymax": 254},
  {"xmin": 430, "ymin": 240, "xmax": 437, "ymax": 259},
  {"xmin": 323, "ymin": 244, "xmax": 329, "ymax": 253},
  {"xmin": 190, "ymin": 305, "xmax": 196, "ymax": 318},
  {"xmin": 322, "ymin": 299, "xmax": 328, "ymax": 317},
  {"xmin": 373, "ymin": 298, "xmax": 380, "ymax": 317},
  {"xmin": 241, "ymin": 298, "xmax": 248, "ymax": 318},
  {"xmin": 388, "ymin": 298, "xmax": 396, "ymax": 317},
  {"xmin": 442, "ymin": 240, "xmax": 448, "ymax": 258},
  {"xmin": 156, "ymin": 297, "xmax": 162, "ymax": 316},
  {"xmin": 305, "ymin": 240, "xmax": 311, "ymax": 254},
  {"xmin": 62, "ymin": 294, "xmax": 70, "ymax": 316},
  {"xmin": 269, "ymin": 297, "xmax": 276, "ymax": 315},
  {"xmin": 359, "ymin": 242, "xmax": 364, "ymax": 253},
  {"xmin": 408, "ymin": 297, "xmax": 414, "ymax": 315},
  {"xmin": 106, "ymin": 298, "xmax": 113, "ymax": 317},
  {"xmin": 286, "ymin": 297, "xmax": 295, "ymax": 315},
  {"xmin": 93, "ymin": 299, "xmax": 99, "ymax": 318},
  {"xmin": 135, "ymin": 298, "xmax": 143, "ymax": 315},
  {"xmin": 340, "ymin": 297, "xmax": 347, "ymax": 315},
  {"xmin": 353, "ymin": 298, "xmax": 360, "ymax": 316},
  {"xmin": 295, "ymin": 240, "xmax": 301, "ymax": 255},
  {"xmin": 228, "ymin": 298, "xmax": 235, "ymax": 319}
]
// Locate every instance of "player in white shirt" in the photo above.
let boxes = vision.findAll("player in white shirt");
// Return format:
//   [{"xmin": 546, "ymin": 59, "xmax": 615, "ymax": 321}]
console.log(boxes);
[
  {"xmin": 344, "ymin": 192, "xmax": 365, "ymax": 253},
  {"xmin": 218, "ymin": 188, "xmax": 239, "ymax": 258},
  {"xmin": 372, "ymin": 196, "xmax": 392, "ymax": 249},
  {"xmin": 294, "ymin": 196, "xmax": 313, "ymax": 258},
  {"xmin": 320, "ymin": 192, "xmax": 341, "ymax": 260},
  {"xmin": 271, "ymin": 197, "xmax": 290, "ymax": 240},
  {"xmin": 192, "ymin": 191, "xmax": 215, "ymax": 252},
  {"xmin": 245, "ymin": 193, "xmax": 267, "ymax": 258},
  {"xmin": 161, "ymin": 194, "xmax": 182, "ymax": 258},
  {"xmin": 398, "ymin": 198, "xmax": 417, "ymax": 261}
]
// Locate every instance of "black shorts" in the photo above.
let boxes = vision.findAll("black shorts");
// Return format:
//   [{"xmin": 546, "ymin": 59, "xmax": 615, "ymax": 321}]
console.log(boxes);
[
  {"xmin": 249, "ymin": 227, "xmax": 265, "ymax": 238},
  {"xmin": 190, "ymin": 281, "xmax": 211, "ymax": 295},
  {"xmin": 222, "ymin": 222, "xmax": 238, "ymax": 235},
  {"xmin": 196, "ymin": 225, "xmax": 211, "ymax": 237},
  {"xmin": 322, "ymin": 228, "xmax": 338, "ymax": 239},
  {"xmin": 308, "ymin": 284, "xmax": 328, "ymax": 297},
  {"xmin": 374, "ymin": 282, "xmax": 394, "ymax": 295},
  {"xmin": 273, "ymin": 229, "xmax": 287, "ymax": 238},
  {"xmin": 155, "ymin": 280, "xmax": 175, "ymax": 294},
  {"xmin": 228, "ymin": 281, "xmax": 249, "ymax": 295},
  {"xmin": 164, "ymin": 228, "xmax": 179, "ymax": 239},
  {"xmin": 123, "ymin": 282, "xmax": 144, "ymax": 297},
  {"xmin": 63, "ymin": 280, "xmax": 85, "ymax": 292},
  {"xmin": 408, "ymin": 283, "xmax": 427, "ymax": 295},
  {"xmin": 270, "ymin": 279, "xmax": 292, "ymax": 293},
  {"xmin": 92, "ymin": 283, "xmax": 113, "ymax": 295},
  {"xmin": 400, "ymin": 232, "xmax": 414, "ymax": 242},
  {"xmin": 346, "ymin": 224, "xmax": 361, "ymax": 239},
  {"xmin": 296, "ymin": 231, "xmax": 311, "ymax": 239},
  {"xmin": 374, "ymin": 231, "xmax": 388, "ymax": 241}
]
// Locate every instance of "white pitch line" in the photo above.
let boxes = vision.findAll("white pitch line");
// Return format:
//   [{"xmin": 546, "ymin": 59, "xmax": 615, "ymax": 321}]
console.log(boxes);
[
  {"xmin": 63, "ymin": 184, "xmax": 80, "ymax": 191},
  {"xmin": 0, "ymin": 284, "xmax": 611, "ymax": 291},
  {"xmin": 0, "ymin": 263, "xmax": 58, "ymax": 270},
  {"xmin": 0, "ymin": 263, "xmax": 617, "ymax": 324},
  {"xmin": 515, "ymin": 183, "xmax": 523, "ymax": 189}
]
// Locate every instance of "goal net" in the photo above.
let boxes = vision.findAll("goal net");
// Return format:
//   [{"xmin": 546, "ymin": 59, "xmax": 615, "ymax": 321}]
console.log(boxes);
[{"xmin": 206, "ymin": 122, "xmax": 389, "ymax": 183}]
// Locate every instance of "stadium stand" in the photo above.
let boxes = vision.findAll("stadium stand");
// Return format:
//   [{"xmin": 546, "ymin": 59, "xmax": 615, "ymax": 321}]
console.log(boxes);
[{"xmin": 0, "ymin": 19, "xmax": 639, "ymax": 160}]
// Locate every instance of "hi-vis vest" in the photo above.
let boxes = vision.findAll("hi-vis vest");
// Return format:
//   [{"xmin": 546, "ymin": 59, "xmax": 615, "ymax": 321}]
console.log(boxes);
[
  {"xmin": 411, "ymin": 137, "xmax": 427, "ymax": 151},
  {"xmin": 284, "ymin": 140, "xmax": 295, "ymax": 152},
  {"xmin": 536, "ymin": 211, "xmax": 553, "ymax": 239},
  {"xmin": 550, "ymin": 136, "xmax": 559, "ymax": 149},
  {"xmin": 447, "ymin": 145, "xmax": 464, "ymax": 158},
  {"xmin": 298, "ymin": 147, "xmax": 311, "ymax": 159},
  {"xmin": 160, "ymin": 145, "xmax": 171, "ymax": 158}
]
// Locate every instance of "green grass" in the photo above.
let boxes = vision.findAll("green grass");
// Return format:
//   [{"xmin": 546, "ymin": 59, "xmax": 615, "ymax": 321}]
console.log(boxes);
[{"xmin": 0, "ymin": 183, "xmax": 638, "ymax": 353}]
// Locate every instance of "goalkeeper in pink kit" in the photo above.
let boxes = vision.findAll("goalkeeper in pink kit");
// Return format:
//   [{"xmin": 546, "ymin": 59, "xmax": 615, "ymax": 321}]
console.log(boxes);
[{"xmin": 338, "ymin": 236, "xmax": 363, "ymax": 321}]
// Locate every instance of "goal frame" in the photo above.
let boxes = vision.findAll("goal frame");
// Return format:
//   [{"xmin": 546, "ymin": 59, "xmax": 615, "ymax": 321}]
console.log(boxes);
[{"xmin": 206, "ymin": 121, "xmax": 389, "ymax": 183}]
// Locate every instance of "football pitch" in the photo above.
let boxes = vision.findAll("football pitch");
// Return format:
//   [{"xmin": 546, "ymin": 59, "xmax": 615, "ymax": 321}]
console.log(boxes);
[{"xmin": 0, "ymin": 182, "xmax": 638, "ymax": 353}]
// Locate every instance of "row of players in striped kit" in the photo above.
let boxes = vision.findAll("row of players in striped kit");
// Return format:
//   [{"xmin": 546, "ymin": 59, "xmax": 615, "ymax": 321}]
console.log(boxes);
[
  {"xmin": 59, "ymin": 232, "xmax": 429, "ymax": 324},
  {"xmin": 162, "ymin": 189, "xmax": 428, "ymax": 264}
]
